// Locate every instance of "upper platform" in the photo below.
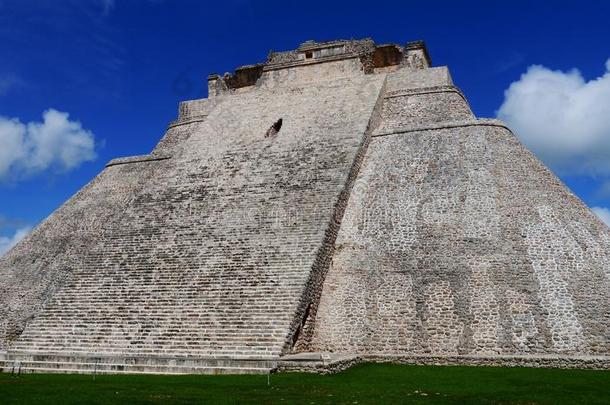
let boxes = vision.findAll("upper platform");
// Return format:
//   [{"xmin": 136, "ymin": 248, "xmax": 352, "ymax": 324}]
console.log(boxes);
[{"xmin": 206, "ymin": 39, "xmax": 432, "ymax": 98}]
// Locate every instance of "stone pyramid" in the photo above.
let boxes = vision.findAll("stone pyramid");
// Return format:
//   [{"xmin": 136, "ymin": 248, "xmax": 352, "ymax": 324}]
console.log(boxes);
[{"xmin": 1, "ymin": 39, "xmax": 609, "ymax": 374}]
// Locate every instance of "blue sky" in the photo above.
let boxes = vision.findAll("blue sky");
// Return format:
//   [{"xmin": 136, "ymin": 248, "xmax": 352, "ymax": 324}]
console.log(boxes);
[{"xmin": 1, "ymin": 0, "xmax": 610, "ymax": 253}]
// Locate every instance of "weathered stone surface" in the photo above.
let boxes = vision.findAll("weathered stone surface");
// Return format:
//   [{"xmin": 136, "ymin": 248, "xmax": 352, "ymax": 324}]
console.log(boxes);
[
  {"xmin": 305, "ymin": 116, "xmax": 610, "ymax": 357},
  {"xmin": 1, "ymin": 38, "xmax": 609, "ymax": 374},
  {"xmin": 1, "ymin": 46, "xmax": 386, "ymax": 362},
  {"xmin": 0, "ymin": 160, "xmax": 163, "ymax": 351}
]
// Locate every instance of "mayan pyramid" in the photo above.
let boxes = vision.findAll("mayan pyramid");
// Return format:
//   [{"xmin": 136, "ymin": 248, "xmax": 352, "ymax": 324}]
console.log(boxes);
[{"xmin": 1, "ymin": 39, "xmax": 609, "ymax": 374}]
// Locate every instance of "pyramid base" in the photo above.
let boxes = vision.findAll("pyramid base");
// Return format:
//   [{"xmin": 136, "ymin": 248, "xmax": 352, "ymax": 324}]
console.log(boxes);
[
  {"xmin": 0, "ymin": 351, "xmax": 274, "ymax": 375},
  {"xmin": 276, "ymin": 352, "xmax": 610, "ymax": 374}
]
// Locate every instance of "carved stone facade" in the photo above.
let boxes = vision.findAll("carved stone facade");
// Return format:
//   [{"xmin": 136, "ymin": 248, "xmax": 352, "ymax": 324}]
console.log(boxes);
[{"xmin": 1, "ymin": 38, "xmax": 609, "ymax": 374}]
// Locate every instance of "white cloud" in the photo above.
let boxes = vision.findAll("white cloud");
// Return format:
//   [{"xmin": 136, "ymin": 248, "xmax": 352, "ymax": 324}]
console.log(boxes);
[
  {"xmin": 0, "ymin": 109, "xmax": 97, "ymax": 180},
  {"xmin": 592, "ymin": 206, "xmax": 610, "ymax": 228},
  {"xmin": 0, "ymin": 226, "xmax": 31, "ymax": 257},
  {"xmin": 497, "ymin": 59, "xmax": 610, "ymax": 175}
]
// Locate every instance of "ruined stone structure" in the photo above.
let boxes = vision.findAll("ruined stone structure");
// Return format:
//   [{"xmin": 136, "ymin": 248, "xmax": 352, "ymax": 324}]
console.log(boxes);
[{"xmin": 1, "ymin": 39, "xmax": 610, "ymax": 374}]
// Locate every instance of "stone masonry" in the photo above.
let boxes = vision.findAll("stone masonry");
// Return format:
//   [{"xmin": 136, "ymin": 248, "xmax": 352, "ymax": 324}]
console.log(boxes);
[{"xmin": 1, "ymin": 39, "xmax": 609, "ymax": 374}]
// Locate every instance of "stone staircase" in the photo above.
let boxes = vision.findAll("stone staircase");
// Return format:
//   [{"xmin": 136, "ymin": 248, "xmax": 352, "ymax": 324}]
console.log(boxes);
[{"xmin": 3, "ymin": 73, "xmax": 386, "ymax": 374}]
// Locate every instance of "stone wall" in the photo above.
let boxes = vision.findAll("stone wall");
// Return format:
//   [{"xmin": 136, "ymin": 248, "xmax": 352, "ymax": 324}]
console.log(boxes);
[
  {"xmin": 304, "ymin": 65, "xmax": 610, "ymax": 356},
  {"xmin": 277, "ymin": 354, "xmax": 610, "ymax": 374},
  {"xmin": 377, "ymin": 87, "xmax": 473, "ymax": 132}
]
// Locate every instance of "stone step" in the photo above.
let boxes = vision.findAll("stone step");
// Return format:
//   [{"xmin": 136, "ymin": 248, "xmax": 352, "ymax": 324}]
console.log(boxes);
[
  {"xmin": 46, "ymin": 290, "xmax": 304, "ymax": 296},
  {"xmin": 17, "ymin": 331, "xmax": 286, "ymax": 338},
  {"xmin": 16, "ymin": 334, "xmax": 286, "ymax": 341},
  {"xmin": 10, "ymin": 347, "xmax": 282, "ymax": 355},
  {"xmin": 1, "ymin": 366, "xmax": 268, "ymax": 375},
  {"xmin": 19, "ymin": 324, "xmax": 290, "ymax": 331},
  {"xmin": 13, "ymin": 336, "xmax": 284, "ymax": 342},
  {"xmin": 12, "ymin": 336, "xmax": 284, "ymax": 344},
  {"xmin": 6, "ymin": 352, "xmax": 277, "ymax": 361},
  {"xmin": 1, "ymin": 352, "xmax": 276, "ymax": 375},
  {"xmin": 15, "ymin": 336, "xmax": 285, "ymax": 344},
  {"xmin": 4, "ymin": 359, "xmax": 273, "ymax": 370},
  {"xmin": 46, "ymin": 298, "xmax": 299, "ymax": 301},
  {"xmin": 32, "ymin": 315, "xmax": 293, "ymax": 319},
  {"xmin": 7, "ymin": 347, "xmax": 281, "ymax": 357},
  {"xmin": 9, "ymin": 345, "xmax": 280, "ymax": 353},
  {"xmin": 35, "ymin": 311, "xmax": 294, "ymax": 317},
  {"xmin": 21, "ymin": 323, "xmax": 288, "ymax": 329},
  {"xmin": 10, "ymin": 345, "xmax": 282, "ymax": 355},
  {"xmin": 0, "ymin": 363, "xmax": 269, "ymax": 375}
]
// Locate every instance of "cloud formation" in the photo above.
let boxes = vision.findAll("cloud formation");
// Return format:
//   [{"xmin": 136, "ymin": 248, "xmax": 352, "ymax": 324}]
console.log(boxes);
[
  {"xmin": 592, "ymin": 207, "xmax": 610, "ymax": 228},
  {"xmin": 0, "ymin": 109, "xmax": 97, "ymax": 181},
  {"xmin": 497, "ymin": 59, "xmax": 610, "ymax": 175},
  {"xmin": 0, "ymin": 226, "xmax": 31, "ymax": 257}
]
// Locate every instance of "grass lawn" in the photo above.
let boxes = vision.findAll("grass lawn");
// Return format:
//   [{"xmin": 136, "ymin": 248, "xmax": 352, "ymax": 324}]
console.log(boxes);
[{"xmin": 1, "ymin": 363, "xmax": 609, "ymax": 404}]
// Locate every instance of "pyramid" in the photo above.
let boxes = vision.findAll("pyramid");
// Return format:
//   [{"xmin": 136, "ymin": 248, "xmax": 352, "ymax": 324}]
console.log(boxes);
[{"xmin": 1, "ymin": 39, "xmax": 609, "ymax": 374}]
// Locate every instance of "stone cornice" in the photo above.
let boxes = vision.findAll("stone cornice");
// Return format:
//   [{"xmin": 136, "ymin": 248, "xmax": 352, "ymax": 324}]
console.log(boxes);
[
  {"xmin": 105, "ymin": 154, "xmax": 171, "ymax": 168},
  {"xmin": 385, "ymin": 85, "xmax": 467, "ymax": 103},
  {"xmin": 167, "ymin": 115, "xmax": 208, "ymax": 129},
  {"xmin": 372, "ymin": 118, "xmax": 512, "ymax": 138}
]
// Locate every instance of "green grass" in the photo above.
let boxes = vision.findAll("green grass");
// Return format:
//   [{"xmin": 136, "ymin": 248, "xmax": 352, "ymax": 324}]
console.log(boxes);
[{"xmin": 1, "ymin": 363, "xmax": 609, "ymax": 404}]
